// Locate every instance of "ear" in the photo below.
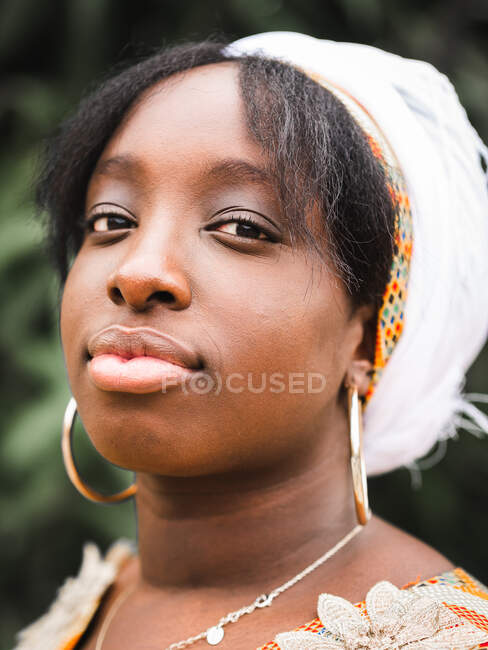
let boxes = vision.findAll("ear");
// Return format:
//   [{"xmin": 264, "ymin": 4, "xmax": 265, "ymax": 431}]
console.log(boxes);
[{"xmin": 344, "ymin": 303, "xmax": 376, "ymax": 398}]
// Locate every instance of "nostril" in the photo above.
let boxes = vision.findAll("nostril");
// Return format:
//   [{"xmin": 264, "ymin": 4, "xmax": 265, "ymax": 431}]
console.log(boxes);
[
  {"xmin": 109, "ymin": 287, "xmax": 124, "ymax": 304},
  {"xmin": 150, "ymin": 290, "xmax": 174, "ymax": 303}
]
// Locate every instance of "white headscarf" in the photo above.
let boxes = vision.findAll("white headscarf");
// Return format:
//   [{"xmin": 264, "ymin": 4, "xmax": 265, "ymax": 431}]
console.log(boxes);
[{"xmin": 226, "ymin": 32, "xmax": 488, "ymax": 476}]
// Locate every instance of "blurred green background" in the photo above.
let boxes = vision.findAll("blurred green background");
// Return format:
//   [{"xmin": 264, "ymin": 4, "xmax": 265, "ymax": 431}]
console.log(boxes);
[{"xmin": 1, "ymin": 0, "xmax": 487, "ymax": 648}]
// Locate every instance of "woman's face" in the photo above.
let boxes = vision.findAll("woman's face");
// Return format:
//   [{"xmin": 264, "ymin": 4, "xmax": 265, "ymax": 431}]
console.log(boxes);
[{"xmin": 60, "ymin": 62, "xmax": 369, "ymax": 477}]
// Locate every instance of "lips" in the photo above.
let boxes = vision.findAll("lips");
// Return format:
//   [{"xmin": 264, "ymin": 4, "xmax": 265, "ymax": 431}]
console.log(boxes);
[{"xmin": 86, "ymin": 325, "xmax": 202, "ymax": 394}]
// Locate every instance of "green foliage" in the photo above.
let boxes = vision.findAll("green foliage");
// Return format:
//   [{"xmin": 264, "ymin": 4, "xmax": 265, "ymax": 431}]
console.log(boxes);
[{"xmin": 1, "ymin": 1, "xmax": 487, "ymax": 648}]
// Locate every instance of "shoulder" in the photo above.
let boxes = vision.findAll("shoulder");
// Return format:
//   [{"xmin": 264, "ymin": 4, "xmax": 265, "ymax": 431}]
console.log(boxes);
[
  {"xmin": 13, "ymin": 538, "xmax": 136, "ymax": 650},
  {"xmin": 358, "ymin": 516, "xmax": 455, "ymax": 582},
  {"xmin": 312, "ymin": 516, "xmax": 455, "ymax": 605}
]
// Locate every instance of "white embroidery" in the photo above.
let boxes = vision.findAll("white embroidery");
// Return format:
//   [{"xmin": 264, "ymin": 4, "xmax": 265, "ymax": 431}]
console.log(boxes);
[{"xmin": 275, "ymin": 580, "xmax": 487, "ymax": 649}]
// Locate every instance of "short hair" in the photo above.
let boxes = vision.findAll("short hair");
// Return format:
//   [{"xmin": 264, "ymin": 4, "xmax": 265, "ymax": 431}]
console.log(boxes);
[{"xmin": 36, "ymin": 40, "xmax": 395, "ymax": 311}]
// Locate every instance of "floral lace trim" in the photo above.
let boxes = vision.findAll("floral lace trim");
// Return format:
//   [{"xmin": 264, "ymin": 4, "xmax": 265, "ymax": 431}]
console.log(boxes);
[{"xmin": 274, "ymin": 580, "xmax": 488, "ymax": 649}]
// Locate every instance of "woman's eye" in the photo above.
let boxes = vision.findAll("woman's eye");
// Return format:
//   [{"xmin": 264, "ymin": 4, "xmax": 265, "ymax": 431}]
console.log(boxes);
[
  {"xmin": 213, "ymin": 214, "xmax": 272, "ymax": 241},
  {"xmin": 85, "ymin": 213, "xmax": 135, "ymax": 233}
]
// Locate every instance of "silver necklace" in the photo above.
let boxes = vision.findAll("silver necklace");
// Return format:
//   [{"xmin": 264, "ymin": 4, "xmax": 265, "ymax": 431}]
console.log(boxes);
[{"xmin": 96, "ymin": 523, "xmax": 363, "ymax": 649}]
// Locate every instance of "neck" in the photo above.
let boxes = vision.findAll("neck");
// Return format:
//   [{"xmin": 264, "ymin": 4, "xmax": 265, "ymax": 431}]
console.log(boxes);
[{"xmin": 135, "ymin": 412, "xmax": 356, "ymax": 595}]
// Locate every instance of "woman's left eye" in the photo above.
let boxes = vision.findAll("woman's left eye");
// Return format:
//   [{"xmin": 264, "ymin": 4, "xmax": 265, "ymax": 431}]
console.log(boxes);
[
  {"xmin": 211, "ymin": 213, "xmax": 273, "ymax": 241},
  {"xmin": 85, "ymin": 213, "xmax": 135, "ymax": 233}
]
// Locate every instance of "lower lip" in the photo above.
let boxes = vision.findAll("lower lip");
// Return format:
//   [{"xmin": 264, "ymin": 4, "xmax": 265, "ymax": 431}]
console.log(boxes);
[{"xmin": 87, "ymin": 354, "xmax": 195, "ymax": 394}]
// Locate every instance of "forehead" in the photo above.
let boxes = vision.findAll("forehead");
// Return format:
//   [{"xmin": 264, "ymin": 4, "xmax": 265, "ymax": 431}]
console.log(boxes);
[{"xmin": 97, "ymin": 62, "xmax": 262, "ymax": 166}]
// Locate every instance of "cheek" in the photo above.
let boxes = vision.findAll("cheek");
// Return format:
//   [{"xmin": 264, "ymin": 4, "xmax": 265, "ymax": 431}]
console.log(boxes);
[
  {"xmin": 60, "ymin": 263, "xmax": 81, "ymax": 385},
  {"xmin": 60, "ymin": 250, "xmax": 105, "ymax": 386},
  {"xmin": 210, "ymin": 260, "xmax": 348, "ymax": 390}
]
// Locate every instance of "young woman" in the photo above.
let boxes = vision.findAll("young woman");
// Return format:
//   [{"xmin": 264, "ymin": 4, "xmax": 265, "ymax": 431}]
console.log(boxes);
[{"xmin": 15, "ymin": 32, "xmax": 488, "ymax": 650}]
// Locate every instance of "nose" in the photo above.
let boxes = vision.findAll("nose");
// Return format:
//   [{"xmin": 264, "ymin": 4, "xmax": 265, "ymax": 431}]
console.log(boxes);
[{"xmin": 106, "ymin": 247, "xmax": 192, "ymax": 312}]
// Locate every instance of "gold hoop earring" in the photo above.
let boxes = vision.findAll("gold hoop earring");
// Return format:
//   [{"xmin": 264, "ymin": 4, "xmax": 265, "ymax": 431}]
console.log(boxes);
[
  {"xmin": 347, "ymin": 384, "xmax": 371, "ymax": 525},
  {"xmin": 61, "ymin": 396, "xmax": 137, "ymax": 504}
]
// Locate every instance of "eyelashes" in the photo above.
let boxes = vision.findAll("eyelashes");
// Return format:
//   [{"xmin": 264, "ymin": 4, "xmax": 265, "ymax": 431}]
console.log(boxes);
[
  {"xmin": 84, "ymin": 212, "xmax": 136, "ymax": 233},
  {"xmin": 209, "ymin": 212, "xmax": 273, "ymax": 241}
]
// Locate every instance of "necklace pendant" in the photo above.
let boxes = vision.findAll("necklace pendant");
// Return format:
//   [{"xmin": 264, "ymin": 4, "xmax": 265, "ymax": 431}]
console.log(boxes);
[{"xmin": 206, "ymin": 625, "xmax": 224, "ymax": 645}]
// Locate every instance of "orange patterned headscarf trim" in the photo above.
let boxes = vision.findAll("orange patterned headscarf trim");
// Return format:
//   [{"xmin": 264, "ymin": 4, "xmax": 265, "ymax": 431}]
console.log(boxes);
[{"xmin": 303, "ymin": 70, "xmax": 414, "ymax": 405}]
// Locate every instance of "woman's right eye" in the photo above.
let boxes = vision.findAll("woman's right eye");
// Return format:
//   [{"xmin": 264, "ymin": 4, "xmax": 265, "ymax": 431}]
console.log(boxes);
[{"xmin": 84, "ymin": 213, "xmax": 135, "ymax": 233}]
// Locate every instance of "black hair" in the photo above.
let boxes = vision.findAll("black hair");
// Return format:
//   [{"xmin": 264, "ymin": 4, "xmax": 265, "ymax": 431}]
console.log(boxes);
[{"xmin": 35, "ymin": 39, "xmax": 395, "ymax": 311}]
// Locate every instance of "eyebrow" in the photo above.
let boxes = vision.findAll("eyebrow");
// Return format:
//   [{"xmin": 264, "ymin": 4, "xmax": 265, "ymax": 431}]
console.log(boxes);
[
  {"xmin": 204, "ymin": 158, "xmax": 275, "ymax": 188},
  {"xmin": 92, "ymin": 154, "xmax": 143, "ymax": 179}
]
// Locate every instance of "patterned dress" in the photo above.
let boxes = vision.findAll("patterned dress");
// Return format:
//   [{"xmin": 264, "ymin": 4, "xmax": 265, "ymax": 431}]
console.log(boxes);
[{"xmin": 13, "ymin": 539, "xmax": 488, "ymax": 650}]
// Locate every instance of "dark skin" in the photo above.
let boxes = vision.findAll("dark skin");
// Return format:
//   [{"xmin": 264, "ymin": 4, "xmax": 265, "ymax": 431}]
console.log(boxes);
[{"xmin": 60, "ymin": 63, "xmax": 453, "ymax": 650}]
